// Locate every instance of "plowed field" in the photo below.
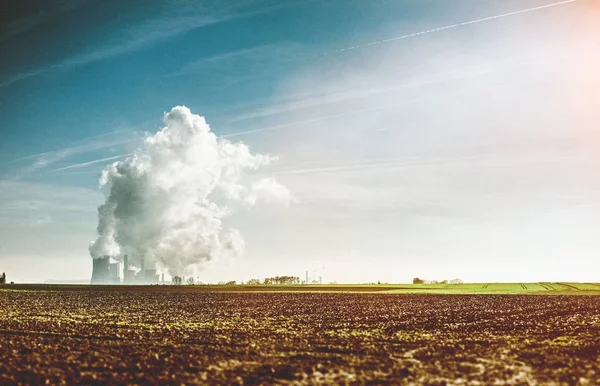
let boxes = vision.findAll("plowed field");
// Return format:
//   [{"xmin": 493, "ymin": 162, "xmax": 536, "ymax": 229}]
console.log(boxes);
[{"xmin": 1, "ymin": 287, "xmax": 599, "ymax": 385}]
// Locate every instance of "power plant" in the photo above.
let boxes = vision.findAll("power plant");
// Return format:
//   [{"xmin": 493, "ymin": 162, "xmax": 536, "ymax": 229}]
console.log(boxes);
[
  {"xmin": 304, "ymin": 268, "xmax": 324, "ymax": 284},
  {"xmin": 91, "ymin": 255, "xmax": 161, "ymax": 285},
  {"xmin": 91, "ymin": 256, "xmax": 120, "ymax": 284}
]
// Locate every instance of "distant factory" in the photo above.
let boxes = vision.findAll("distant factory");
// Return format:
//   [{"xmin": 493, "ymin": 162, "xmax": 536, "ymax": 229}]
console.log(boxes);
[{"xmin": 91, "ymin": 255, "xmax": 164, "ymax": 285}]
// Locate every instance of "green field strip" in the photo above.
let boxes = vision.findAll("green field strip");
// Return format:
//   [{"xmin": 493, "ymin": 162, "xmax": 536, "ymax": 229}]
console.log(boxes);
[
  {"xmin": 561, "ymin": 283, "xmax": 600, "ymax": 290},
  {"xmin": 538, "ymin": 283, "xmax": 552, "ymax": 291},
  {"xmin": 556, "ymin": 283, "xmax": 582, "ymax": 291},
  {"xmin": 3, "ymin": 283, "xmax": 600, "ymax": 295}
]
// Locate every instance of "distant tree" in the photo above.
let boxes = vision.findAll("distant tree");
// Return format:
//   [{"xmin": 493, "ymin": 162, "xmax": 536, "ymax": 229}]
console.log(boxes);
[
  {"xmin": 254, "ymin": 276, "xmax": 303, "ymax": 285},
  {"xmin": 450, "ymin": 278, "xmax": 464, "ymax": 284},
  {"xmin": 440, "ymin": 280, "xmax": 448, "ymax": 284},
  {"xmin": 225, "ymin": 280, "xmax": 236, "ymax": 286},
  {"xmin": 186, "ymin": 277, "xmax": 195, "ymax": 285},
  {"xmin": 0, "ymin": 272, "xmax": 5, "ymax": 285},
  {"xmin": 413, "ymin": 277, "xmax": 424, "ymax": 284},
  {"xmin": 172, "ymin": 276, "xmax": 183, "ymax": 285}
]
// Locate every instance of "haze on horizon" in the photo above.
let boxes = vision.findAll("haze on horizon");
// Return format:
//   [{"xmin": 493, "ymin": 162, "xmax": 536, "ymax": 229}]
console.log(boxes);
[{"xmin": 1, "ymin": 0, "xmax": 599, "ymax": 284}]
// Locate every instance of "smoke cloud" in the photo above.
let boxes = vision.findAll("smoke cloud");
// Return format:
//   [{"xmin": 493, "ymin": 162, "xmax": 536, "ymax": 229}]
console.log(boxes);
[{"xmin": 89, "ymin": 106, "xmax": 290, "ymax": 275}]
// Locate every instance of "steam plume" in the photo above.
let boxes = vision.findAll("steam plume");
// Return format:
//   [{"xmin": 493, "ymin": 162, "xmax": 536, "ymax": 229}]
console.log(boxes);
[{"xmin": 89, "ymin": 106, "xmax": 290, "ymax": 275}]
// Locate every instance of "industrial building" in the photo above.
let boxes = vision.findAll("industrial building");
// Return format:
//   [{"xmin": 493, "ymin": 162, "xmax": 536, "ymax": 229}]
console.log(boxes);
[
  {"xmin": 91, "ymin": 254, "xmax": 160, "ymax": 284},
  {"xmin": 123, "ymin": 255, "xmax": 136, "ymax": 284}
]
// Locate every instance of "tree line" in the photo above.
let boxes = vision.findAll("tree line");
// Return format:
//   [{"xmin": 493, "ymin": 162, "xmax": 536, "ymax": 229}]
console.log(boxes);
[
  {"xmin": 250, "ymin": 276, "xmax": 301, "ymax": 285},
  {"xmin": 413, "ymin": 277, "xmax": 463, "ymax": 284},
  {"xmin": 170, "ymin": 276, "xmax": 302, "ymax": 285}
]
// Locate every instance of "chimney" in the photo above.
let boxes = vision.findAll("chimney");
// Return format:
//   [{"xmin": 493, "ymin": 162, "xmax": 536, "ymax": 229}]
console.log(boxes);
[
  {"xmin": 306, "ymin": 271, "xmax": 309, "ymax": 285},
  {"xmin": 123, "ymin": 255, "xmax": 128, "ymax": 281}
]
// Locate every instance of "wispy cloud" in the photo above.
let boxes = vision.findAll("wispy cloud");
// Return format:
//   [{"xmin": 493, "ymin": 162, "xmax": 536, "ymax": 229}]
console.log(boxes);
[
  {"xmin": 1, "ymin": 16, "xmax": 225, "ymax": 88},
  {"xmin": 59, "ymin": 15, "xmax": 228, "ymax": 69},
  {"xmin": 160, "ymin": 42, "xmax": 310, "ymax": 91},
  {"xmin": 7, "ymin": 135, "xmax": 130, "ymax": 177},
  {"xmin": 269, "ymin": 152, "xmax": 585, "ymax": 177},
  {"xmin": 226, "ymin": 56, "xmax": 541, "ymax": 123},
  {"xmin": 0, "ymin": 0, "xmax": 90, "ymax": 42},
  {"xmin": 0, "ymin": 4, "xmax": 269, "ymax": 88},
  {"xmin": 0, "ymin": 179, "xmax": 100, "ymax": 213},
  {"xmin": 166, "ymin": 45, "xmax": 274, "ymax": 79},
  {"xmin": 221, "ymin": 76, "xmax": 545, "ymax": 138},
  {"xmin": 0, "ymin": 179, "xmax": 100, "ymax": 232},
  {"xmin": 0, "ymin": 69, "xmax": 45, "ymax": 88},
  {"xmin": 222, "ymin": 106, "xmax": 392, "ymax": 138},
  {"xmin": 330, "ymin": 0, "xmax": 578, "ymax": 54}
]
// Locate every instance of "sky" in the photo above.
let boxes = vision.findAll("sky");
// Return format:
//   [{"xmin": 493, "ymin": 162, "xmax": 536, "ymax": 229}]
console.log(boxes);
[{"xmin": 1, "ymin": 0, "xmax": 599, "ymax": 284}]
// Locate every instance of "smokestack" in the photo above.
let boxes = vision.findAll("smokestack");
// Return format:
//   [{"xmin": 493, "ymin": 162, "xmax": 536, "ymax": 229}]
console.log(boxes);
[
  {"xmin": 306, "ymin": 271, "xmax": 309, "ymax": 285},
  {"xmin": 123, "ymin": 255, "xmax": 128, "ymax": 282}
]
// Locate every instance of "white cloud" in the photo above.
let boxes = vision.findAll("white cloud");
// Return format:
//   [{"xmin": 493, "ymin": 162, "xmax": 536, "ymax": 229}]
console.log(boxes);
[{"xmin": 246, "ymin": 177, "xmax": 292, "ymax": 206}]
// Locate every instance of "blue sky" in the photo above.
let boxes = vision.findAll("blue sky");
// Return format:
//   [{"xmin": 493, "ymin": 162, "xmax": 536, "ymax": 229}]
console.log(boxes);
[{"xmin": 1, "ymin": 0, "xmax": 599, "ymax": 283}]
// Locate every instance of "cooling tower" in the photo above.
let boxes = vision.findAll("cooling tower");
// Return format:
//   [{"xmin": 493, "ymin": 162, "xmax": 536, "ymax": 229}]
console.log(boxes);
[
  {"xmin": 91, "ymin": 256, "xmax": 110, "ymax": 284},
  {"xmin": 108, "ymin": 262, "xmax": 120, "ymax": 284}
]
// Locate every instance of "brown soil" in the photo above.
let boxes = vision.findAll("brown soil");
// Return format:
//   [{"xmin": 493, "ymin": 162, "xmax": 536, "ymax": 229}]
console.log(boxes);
[{"xmin": 1, "ymin": 288, "xmax": 599, "ymax": 385}]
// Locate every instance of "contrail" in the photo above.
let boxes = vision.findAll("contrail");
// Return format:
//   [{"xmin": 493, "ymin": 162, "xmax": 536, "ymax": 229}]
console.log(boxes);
[
  {"xmin": 52, "ymin": 153, "xmax": 132, "ymax": 172},
  {"xmin": 333, "ymin": 0, "xmax": 577, "ymax": 54}
]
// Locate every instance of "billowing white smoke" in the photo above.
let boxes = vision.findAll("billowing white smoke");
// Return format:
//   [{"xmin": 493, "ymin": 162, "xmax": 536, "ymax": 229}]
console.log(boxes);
[{"xmin": 89, "ymin": 106, "xmax": 290, "ymax": 275}]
